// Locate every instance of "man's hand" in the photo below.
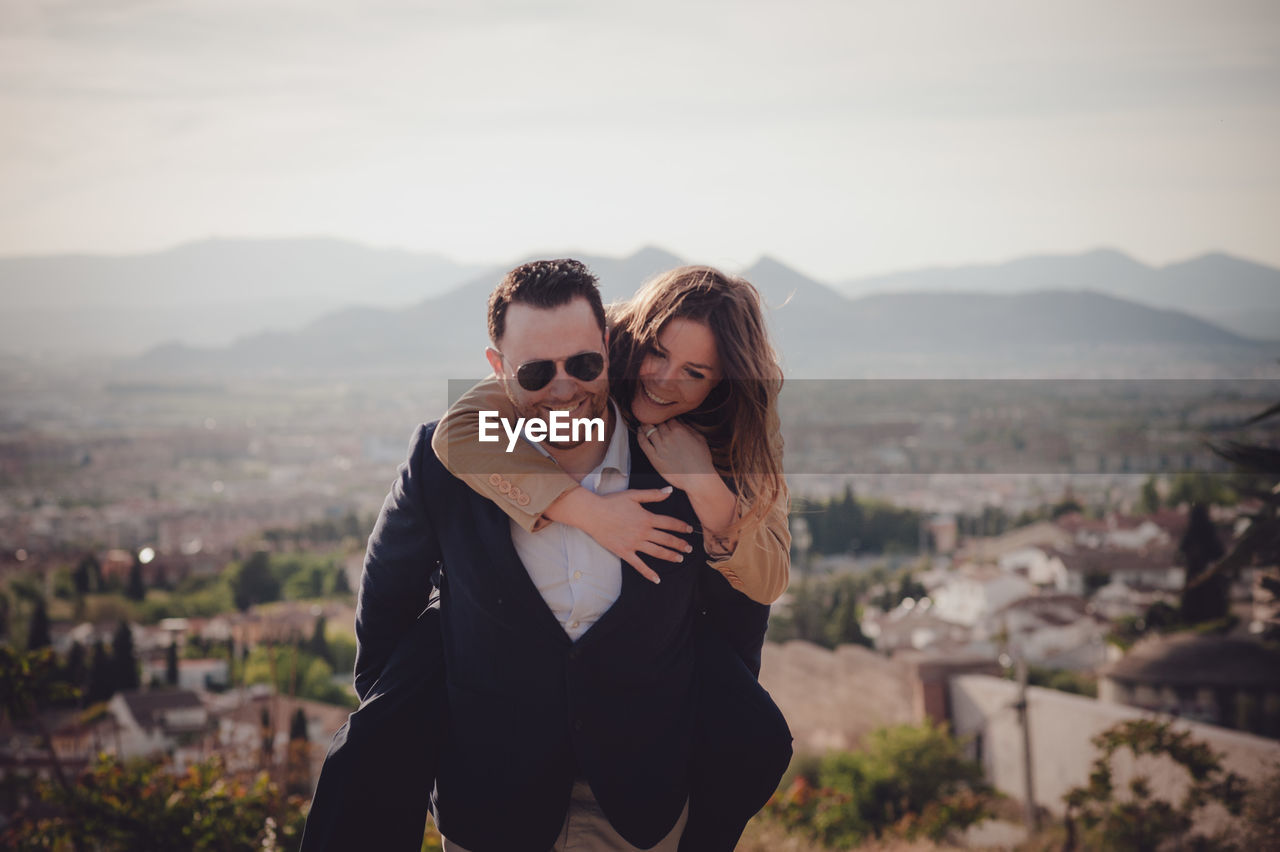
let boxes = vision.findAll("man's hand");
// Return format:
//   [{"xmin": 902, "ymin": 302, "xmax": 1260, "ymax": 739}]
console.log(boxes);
[{"xmin": 545, "ymin": 487, "xmax": 694, "ymax": 584}]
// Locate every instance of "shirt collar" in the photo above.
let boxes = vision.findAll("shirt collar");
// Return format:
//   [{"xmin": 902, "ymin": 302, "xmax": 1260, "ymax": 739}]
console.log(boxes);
[
  {"xmin": 525, "ymin": 400, "xmax": 630, "ymax": 480},
  {"xmin": 595, "ymin": 400, "xmax": 630, "ymax": 479}
]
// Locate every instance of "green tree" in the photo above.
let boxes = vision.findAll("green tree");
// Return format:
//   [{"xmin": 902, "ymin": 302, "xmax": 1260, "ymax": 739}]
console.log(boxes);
[
  {"xmin": 111, "ymin": 621, "xmax": 139, "ymax": 692},
  {"xmin": 87, "ymin": 639, "xmax": 115, "ymax": 703},
  {"xmin": 125, "ymin": 553, "xmax": 147, "ymax": 602},
  {"xmin": 26, "ymin": 597, "xmax": 52, "ymax": 650},
  {"xmin": 286, "ymin": 708, "xmax": 312, "ymax": 797},
  {"xmin": 166, "ymin": 640, "xmax": 179, "ymax": 686},
  {"xmin": 824, "ymin": 575, "xmax": 873, "ymax": 649},
  {"xmin": 307, "ymin": 615, "xmax": 332, "ymax": 665},
  {"xmin": 0, "ymin": 646, "xmax": 80, "ymax": 796},
  {"xmin": 1051, "ymin": 497, "xmax": 1084, "ymax": 519},
  {"xmin": 1167, "ymin": 472, "xmax": 1235, "ymax": 508},
  {"xmin": 1064, "ymin": 718, "xmax": 1247, "ymax": 851},
  {"xmin": 73, "ymin": 553, "xmax": 100, "ymax": 596},
  {"xmin": 1179, "ymin": 503, "xmax": 1227, "ymax": 625},
  {"xmin": 1138, "ymin": 475, "xmax": 1161, "ymax": 514},
  {"xmin": 61, "ymin": 641, "xmax": 88, "ymax": 706},
  {"xmin": 1204, "ymin": 398, "xmax": 1280, "ymax": 641},
  {"xmin": 307, "ymin": 566, "xmax": 324, "ymax": 598},
  {"xmin": 289, "ymin": 707, "xmax": 309, "ymax": 742},
  {"xmin": 332, "ymin": 565, "xmax": 352, "ymax": 596},
  {"xmin": 230, "ymin": 551, "xmax": 281, "ymax": 611},
  {"xmin": 261, "ymin": 707, "xmax": 274, "ymax": 761}
]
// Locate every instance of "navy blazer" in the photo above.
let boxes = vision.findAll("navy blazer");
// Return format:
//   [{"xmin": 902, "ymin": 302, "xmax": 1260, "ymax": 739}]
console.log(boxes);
[{"xmin": 352, "ymin": 422, "xmax": 712, "ymax": 851}]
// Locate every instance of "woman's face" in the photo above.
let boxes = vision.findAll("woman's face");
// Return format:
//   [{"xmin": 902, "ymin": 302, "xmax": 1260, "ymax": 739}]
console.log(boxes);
[{"xmin": 630, "ymin": 317, "xmax": 722, "ymax": 426}]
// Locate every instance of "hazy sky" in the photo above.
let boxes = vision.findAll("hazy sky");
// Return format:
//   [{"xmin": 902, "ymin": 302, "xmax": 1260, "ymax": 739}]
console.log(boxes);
[{"xmin": 2, "ymin": 0, "xmax": 1278, "ymax": 280}]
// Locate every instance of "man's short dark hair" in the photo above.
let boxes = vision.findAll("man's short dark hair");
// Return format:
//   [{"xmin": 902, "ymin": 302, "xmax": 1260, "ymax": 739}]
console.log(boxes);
[{"xmin": 487, "ymin": 259, "xmax": 607, "ymax": 345}]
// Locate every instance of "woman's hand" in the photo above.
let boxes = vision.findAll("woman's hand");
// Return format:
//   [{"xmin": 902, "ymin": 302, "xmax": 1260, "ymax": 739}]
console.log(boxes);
[
  {"xmin": 639, "ymin": 420, "xmax": 741, "ymax": 558},
  {"xmin": 544, "ymin": 486, "xmax": 694, "ymax": 584},
  {"xmin": 636, "ymin": 420, "xmax": 717, "ymax": 493}
]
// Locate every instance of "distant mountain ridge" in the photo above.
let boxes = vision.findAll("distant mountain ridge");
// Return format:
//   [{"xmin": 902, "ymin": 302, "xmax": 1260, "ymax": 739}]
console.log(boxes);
[
  {"xmin": 131, "ymin": 248, "xmax": 1268, "ymax": 380},
  {"xmin": 842, "ymin": 249, "xmax": 1280, "ymax": 341},
  {"xmin": 0, "ymin": 238, "xmax": 491, "ymax": 355},
  {"xmin": 3, "ymin": 239, "xmax": 1275, "ymax": 374}
]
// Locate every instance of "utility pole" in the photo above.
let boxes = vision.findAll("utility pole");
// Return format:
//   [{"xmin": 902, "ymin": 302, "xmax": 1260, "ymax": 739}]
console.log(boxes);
[{"xmin": 1015, "ymin": 657, "xmax": 1039, "ymax": 832}]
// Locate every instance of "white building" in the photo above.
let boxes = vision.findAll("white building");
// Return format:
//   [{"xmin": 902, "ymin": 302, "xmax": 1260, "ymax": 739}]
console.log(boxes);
[{"xmin": 931, "ymin": 566, "xmax": 1035, "ymax": 628}]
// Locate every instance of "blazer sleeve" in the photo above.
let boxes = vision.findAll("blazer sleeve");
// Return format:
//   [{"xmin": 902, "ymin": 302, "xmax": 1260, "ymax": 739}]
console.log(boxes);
[
  {"xmin": 706, "ymin": 486, "xmax": 791, "ymax": 605},
  {"xmin": 430, "ymin": 376, "xmax": 579, "ymax": 533},
  {"xmin": 353, "ymin": 424, "xmax": 444, "ymax": 701}
]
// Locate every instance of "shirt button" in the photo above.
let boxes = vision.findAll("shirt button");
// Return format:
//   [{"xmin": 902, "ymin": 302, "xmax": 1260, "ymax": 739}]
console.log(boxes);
[
  {"xmin": 573, "ymin": 571, "xmax": 582, "ymax": 581},
  {"xmin": 570, "ymin": 620, "xmax": 580, "ymax": 629}
]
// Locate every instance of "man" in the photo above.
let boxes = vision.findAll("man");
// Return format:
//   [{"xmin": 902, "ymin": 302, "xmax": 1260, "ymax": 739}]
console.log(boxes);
[{"xmin": 302, "ymin": 259, "xmax": 787, "ymax": 852}]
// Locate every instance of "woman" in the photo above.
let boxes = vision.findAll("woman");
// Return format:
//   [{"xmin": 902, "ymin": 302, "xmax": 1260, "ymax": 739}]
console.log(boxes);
[
  {"xmin": 431, "ymin": 265, "xmax": 791, "ymax": 849},
  {"xmin": 433, "ymin": 264, "xmax": 787, "ymax": 611}
]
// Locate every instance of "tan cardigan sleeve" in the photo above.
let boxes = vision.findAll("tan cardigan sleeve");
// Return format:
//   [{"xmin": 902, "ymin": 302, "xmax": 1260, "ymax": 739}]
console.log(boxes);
[
  {"xmin": 707, "ymin": 485, "xmax": 791, "ymax": 604},
  {"xmin": 430, "ymin": 376, "xmax": 579, "ymax": 532},
  {"xmin": 432, "ymin": 377, "xmax": 792, "ymax": 604}
]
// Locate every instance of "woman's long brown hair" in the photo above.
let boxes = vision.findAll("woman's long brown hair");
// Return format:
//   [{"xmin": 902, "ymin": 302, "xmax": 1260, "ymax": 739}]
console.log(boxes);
[{"xmin": 607, "ymin": 266, "xmax": 786, "ymax": 536}]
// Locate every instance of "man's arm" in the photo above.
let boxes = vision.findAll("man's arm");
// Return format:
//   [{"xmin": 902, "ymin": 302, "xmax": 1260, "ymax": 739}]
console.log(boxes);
[{"xmin": 353, "ymin": 424, "xmax": 443, "ymax": 701}]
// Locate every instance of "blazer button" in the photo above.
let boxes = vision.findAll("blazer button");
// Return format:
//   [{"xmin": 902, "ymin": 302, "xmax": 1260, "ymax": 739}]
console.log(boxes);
[
  {"xmin": 488, "ymin": 473, "xmax": 503, "ymax": 487},
  {"xmin": 518, "ymin": 494, "xmax": 531, "ymax": 507},
  {"xmin": 573, "ymin": 719, "xmax": 583, "ymax": 732},
  {"xmin": 496, "ymin": 597, "xmax": 504, "ymax": 606},
  {"xmin": 498, "ymin": 480, "xmax": 512, "ymax": 494}
]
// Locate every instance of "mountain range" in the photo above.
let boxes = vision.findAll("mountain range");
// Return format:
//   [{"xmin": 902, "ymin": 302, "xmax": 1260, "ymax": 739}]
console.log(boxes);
[
  {"xmin": 842, "ymin": 249, "xmax": 1280, "ymax": 341},
  {"xmin": 2, "ymin": 240, "xmax": 1277, "ymax": 377},
  {"xmin": 0, "ymin": 238, "xmax": 489, "ymax": 356}
]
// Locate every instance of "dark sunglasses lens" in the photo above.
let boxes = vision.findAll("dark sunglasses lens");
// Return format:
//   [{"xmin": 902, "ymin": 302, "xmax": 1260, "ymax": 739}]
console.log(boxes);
[
  {"xmin": 565, "ymin": 352, "xmax": 604, "ymax": 382},
  {"xmin": 515, "ymin": 360, "xmax": 556, "ymax": 391}
]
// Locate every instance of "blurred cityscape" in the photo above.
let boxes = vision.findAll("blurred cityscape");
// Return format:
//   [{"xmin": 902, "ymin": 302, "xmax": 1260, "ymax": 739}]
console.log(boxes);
[{"xmin": 2, "ymin": 245, "xmax": 1279, "ymax": 848}]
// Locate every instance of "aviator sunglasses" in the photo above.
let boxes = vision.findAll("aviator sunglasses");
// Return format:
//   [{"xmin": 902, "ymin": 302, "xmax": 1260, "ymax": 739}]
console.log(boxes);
[{"xmin": 499, "ymin": 350, "xmax": 606, "ymax": 392}]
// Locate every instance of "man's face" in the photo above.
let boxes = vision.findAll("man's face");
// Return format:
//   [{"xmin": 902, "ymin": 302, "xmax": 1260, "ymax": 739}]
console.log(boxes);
[{"xmin": 485, "ymin": 298, "xmax": 610, "ymax": 449}]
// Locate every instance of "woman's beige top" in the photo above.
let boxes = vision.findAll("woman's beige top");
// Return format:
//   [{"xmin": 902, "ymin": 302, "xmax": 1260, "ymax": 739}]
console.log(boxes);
[{"xmin": 430, "ymin": 377, "xmax": 790, "ymax": 605}]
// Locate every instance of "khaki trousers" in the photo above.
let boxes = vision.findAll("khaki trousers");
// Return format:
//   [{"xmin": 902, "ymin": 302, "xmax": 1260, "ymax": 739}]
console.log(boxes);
[{"xmin": 440, "ymin": 779, "xmax": 688, "ymax": 852}]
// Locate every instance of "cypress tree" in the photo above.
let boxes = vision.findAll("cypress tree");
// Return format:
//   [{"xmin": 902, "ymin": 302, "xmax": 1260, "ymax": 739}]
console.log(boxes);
[
  {"xmin": 26, "ymin": 598, "xmax": 52, "ymax": 650},
  {"xmin": 289, "ymin": 707, "xmax": 309, "ymax": 741},
  {"xmin": 87, "ymin": 639, "xmax": 114, "ymax": 703},
  {"xmin": 125, "ymin": 554, "xmax": 147, "ymax": 602},
  {"xmin": 307, "ymin": 616, "xmax": 332, "ymax": 665},
  {"xmin": 112, "ymin": 621, "xmax": 140, "ymax": 691},
  {"xmin": 332, "ymin": 565, "xmax": 351, "ymax": 596},
  {"xmin": 166, "ymin": 641, "xmax": 179, "ymax": 686},
  {"xmin": 1179, "ymin": 503, "xmax": 1228, "ymax": 624},
  {"xmin": 63, "ymin": 640, "xmax": 87, "ymax": 706},
  {"xmin": 73, "ymin": 554, "xmax": 97, "ymax": 596}
]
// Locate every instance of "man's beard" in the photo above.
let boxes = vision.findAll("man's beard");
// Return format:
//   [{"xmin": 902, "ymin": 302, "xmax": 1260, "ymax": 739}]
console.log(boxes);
[{"xmin": 506, "ymin": 385, "xmax": 611, "ymax": 451}]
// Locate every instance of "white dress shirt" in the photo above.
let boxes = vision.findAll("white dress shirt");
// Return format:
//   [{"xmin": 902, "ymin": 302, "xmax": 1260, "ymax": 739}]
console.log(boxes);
[{"xmin": 509, "ymin": 403, "xmax": 630, "ymax": 641}]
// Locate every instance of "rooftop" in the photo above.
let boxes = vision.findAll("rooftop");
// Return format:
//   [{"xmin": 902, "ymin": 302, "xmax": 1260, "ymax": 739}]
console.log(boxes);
[{"xmin": 1103, "ymin": 633, "xmax": 1280, "ymax": 688}]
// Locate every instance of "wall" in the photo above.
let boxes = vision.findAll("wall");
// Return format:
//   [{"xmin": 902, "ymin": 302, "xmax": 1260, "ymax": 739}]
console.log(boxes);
[{"xmin": 949, "ymin": 674, "xmax": 1280, "ymax": 829}]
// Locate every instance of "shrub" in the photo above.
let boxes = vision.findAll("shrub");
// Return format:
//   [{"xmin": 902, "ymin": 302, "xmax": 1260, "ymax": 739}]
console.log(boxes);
[
  {"xmin": 766, "ymin": 721, "xmax": 994, "ymax": 847},
  {"xmin": 1063, "ymin": 718, "xmax": 1248, "ymax": 851},
  {"xmin": 2, "ymin": 753, "xmax": 308, "ymax": 851}
]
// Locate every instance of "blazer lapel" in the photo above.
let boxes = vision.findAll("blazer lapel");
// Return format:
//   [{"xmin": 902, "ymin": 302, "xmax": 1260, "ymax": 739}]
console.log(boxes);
[
  {"xmin": 471, "ymin": 491, "xmax": 572, "ymax": 647},
  {"xmin": 574, "ymin": 431, "xmax": 686, "ymax": 649}
]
